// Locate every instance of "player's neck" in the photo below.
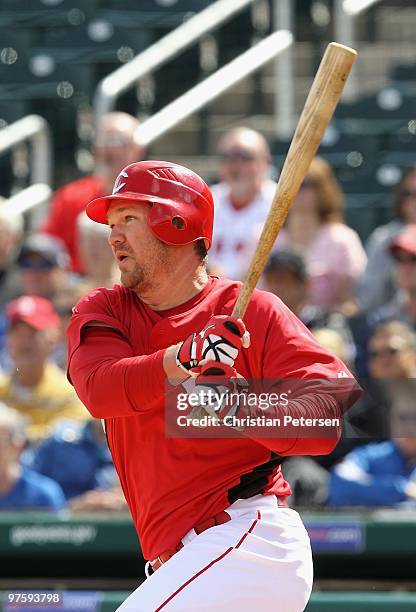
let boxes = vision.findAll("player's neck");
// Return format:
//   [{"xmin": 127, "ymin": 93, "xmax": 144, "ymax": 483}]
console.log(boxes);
[{"xmin": 137, "ymin": 265, "xmax": 209, "ymax": 311}]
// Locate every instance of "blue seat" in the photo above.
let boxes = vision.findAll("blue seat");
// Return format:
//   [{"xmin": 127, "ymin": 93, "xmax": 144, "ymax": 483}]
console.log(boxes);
[
  {"xmin": 103, "ymin": 0, "xmax": 211, "ymax": 12},
  {"xmin": 40, "ymin": 21, "xmax": 148, "ymax": 64},
  {"xmin": 0, "ymin": 0, "xmax": 98, "ymax": 27},
  {"xmin": 0, "ymin": 100, "xmax": 29, "ymax": 126},
  {"xmin": 0, "ymin": 53, "xmax": 92, "ymax": 100},
  {"xmin": 335, "ymin": 90, "xmax": 415, "ymax": 139}
]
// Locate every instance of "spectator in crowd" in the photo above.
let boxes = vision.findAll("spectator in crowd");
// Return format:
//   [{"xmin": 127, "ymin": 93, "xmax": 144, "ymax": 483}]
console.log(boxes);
[
  {"xmin": 28, "ymin": 418, "xmax": 126, "ymax": 511},
  {"xmin": 0, "ymin": 208, "xmax": 24, "ymax": 363},
  {"xmin": 353, "ymin": 320, "xmax": 416, "ymax": 444},
  {"xmin": 0, "ymin": 296, "xmax": 88, "ymax": 441},
  {"xmin": 0, "ymin": 403, "xmax": 65, "ymax": 510},
  {"xmin": 359, "ymin": 165, "xmax": 416, "ymax": 312},
  {"xmin": 0, "ymin": 207, "xmax": 23, "ymax": 307},
  {"xmin": 41, "ymin": 112, "xmax": 145, "ymax": 274},
  {"xmin": 275, "ymin": 156, "xmax": 367, "ymax": 313},
  {"xmin": 367, "ymin": 320, "xmax": 416, "ymax": 380},
  {"xmin": 209, "ymin": 127, "xmax": 277, "ymax": 280},
  {"xmin": 76, "ymin": 213, "xmax": 118, "ymax": 291},
  {"xmin": 329, "ymin": 380, "xmax": 416, "ymax": 507},
  {"xmin": 263, "ymin": 250, "xmax": 354, "ymax": 354},
  {"xmin": 284, "ymin": 324, "xmax": 416, "ymax": 509},
  {"xmin": 282, "ymin": 325, "xmax": 354, "ymax": 508},
  {"xmin": 16, "ymin": 234, "xmax": 71, "ymax": 302},
  {"xmin": 370, "ymin": 224, "xmax": 416, "ymax": 328}
]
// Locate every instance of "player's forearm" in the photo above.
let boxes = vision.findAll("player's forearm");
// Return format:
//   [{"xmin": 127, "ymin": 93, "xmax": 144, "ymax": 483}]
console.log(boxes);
[
  {"xmin": 69, "ymin": 327, "xmax": 186, "ymax": 418},
  {"xmin": 72, "ymin": 352, "xmax": 166, "ymax": 418},
  {"xmin": 252, "ymin": 393, "xmax": 342, "ymax": 456}
]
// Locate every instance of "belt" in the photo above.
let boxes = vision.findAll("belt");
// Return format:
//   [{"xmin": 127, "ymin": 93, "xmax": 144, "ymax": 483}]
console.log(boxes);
[{"xmin": 149, "ymin": 496, "xmax": 288, "ymax": 572}]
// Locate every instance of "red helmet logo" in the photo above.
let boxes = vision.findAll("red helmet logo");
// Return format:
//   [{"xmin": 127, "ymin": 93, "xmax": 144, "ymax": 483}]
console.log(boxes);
[{"xmin": 112, "ymin": 170, "xmax": 128, "ymax": 195}]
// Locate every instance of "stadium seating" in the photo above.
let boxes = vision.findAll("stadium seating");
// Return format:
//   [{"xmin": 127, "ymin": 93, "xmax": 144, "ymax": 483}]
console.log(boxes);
[{"xmin": 0, "ymin": 0, "xmax": 99, "ymax": 25}]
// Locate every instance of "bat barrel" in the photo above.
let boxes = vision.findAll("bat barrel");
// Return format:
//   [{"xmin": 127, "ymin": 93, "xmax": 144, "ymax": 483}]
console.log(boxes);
[{"xmin": 232, "ymin": 42, "xmax": 357, "ymax": 320}]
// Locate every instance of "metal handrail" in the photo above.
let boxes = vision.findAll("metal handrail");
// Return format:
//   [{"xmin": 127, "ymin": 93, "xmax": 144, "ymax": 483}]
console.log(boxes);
[
  {"xmin": 343, "ymin": 0, "xmax": 382, "ymax": 15},
  {"xmin": 94, "ymin": 0, "xmax": 258, "ymax": 123},
  {"xmin": 0, "ymin": 115, "xmax": 52, "ymax": 186},
  {"xmin": 0, "ymin": 183, "xmax": 52, "ymax": 230},
  {"xmin": 1, "ymin": 184, "xmax": 52, "ymax": 219},
  {"xmin": 133, "ymin": 30, "xmax": 293, "ymax": 147}
]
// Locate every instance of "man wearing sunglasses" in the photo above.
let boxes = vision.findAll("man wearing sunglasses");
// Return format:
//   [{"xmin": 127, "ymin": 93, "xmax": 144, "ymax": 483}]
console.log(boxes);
[
  {"xmin": 210, "ymin": 127, "xmax": 277, "ymax": 280},
  {"xmin": 16, "ymin": 234, "xmax": 70, "ymax": 302}
]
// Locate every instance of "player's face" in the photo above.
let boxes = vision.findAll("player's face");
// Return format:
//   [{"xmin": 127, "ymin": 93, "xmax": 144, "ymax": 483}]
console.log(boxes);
[{"xmin": 107, "ymin": 202, "xmax": 169, "ymax": 292}]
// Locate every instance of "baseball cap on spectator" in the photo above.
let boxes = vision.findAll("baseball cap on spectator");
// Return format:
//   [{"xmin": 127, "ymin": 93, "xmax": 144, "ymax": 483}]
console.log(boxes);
[
  {"xmin": 390, "ymin": 225, "xmax": 416, "ymax": 257},
  {"xmin": 17, "ymin": 234, "xmax": 69, "ymax": 270},
  {"xmin": 6, "ymin": 296, "xmax": 60, "ymax": 331},
  {"xmin": 265, "ymin": 251, "xmax": 307, "ymax": 282}
]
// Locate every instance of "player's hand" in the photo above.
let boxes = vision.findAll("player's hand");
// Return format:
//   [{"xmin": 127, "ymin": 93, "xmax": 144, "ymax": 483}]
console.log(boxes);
[
  {"xmin": 176, "ymin": 315, "xmax": 250, "ymax": 375},
  {"xmin": 184, "ymin": 367, "xmax": 248, "ymax": 426}
]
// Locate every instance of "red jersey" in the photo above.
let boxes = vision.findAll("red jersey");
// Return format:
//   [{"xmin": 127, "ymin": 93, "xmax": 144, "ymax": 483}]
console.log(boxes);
[
  {"xmin": 42, "ymin": 175, "xmax": 105, "ymax": 274},
  {"xmin": 67, "ymin": 276, "xmax": 360, "ymax": 560}
]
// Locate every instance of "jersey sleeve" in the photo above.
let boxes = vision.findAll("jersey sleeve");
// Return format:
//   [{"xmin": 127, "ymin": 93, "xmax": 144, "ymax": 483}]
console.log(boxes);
[
  {"xmin": 67, "ymin": 289, "xmax": 166, "ymax": 418},
  {"xmin": 248, "ymin": 291, "xmax": 362, "ymax": 457}
]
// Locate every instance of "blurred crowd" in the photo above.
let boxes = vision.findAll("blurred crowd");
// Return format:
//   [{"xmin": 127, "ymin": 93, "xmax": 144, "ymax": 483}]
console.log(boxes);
[{"xmin": 1, "ymin": 112, "xmax": 416, "ymax": 513}]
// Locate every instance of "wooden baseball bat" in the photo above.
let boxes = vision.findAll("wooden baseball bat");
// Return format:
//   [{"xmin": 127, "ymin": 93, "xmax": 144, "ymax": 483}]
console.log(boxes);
[{"xmin": 232, "ymin": 42, "xmax": 357, "ymax": 320}]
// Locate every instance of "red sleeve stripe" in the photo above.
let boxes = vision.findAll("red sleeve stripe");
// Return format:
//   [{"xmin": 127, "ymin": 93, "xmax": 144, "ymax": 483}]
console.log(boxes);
[{"xmin": 155, "ymin": 511, "xmax": 261, "ymax": 611}]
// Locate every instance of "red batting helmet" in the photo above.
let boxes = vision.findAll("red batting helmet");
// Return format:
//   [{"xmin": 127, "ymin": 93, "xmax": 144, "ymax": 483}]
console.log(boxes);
[{"xmin": 86, "ymin": 160, "xmax": 214, "ymax": 248}]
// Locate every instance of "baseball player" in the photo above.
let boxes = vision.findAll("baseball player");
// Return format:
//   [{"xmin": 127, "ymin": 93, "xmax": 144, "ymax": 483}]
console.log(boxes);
[{"xmin": 67, "ymin": 161, "xmax": 360, "ymax": 611}]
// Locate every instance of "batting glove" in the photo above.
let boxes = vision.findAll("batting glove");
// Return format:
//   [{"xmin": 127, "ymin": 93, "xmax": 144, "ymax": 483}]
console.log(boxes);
[{"xmin": 176, "ymin": 315, "xmax": 250, "ymax": 376}]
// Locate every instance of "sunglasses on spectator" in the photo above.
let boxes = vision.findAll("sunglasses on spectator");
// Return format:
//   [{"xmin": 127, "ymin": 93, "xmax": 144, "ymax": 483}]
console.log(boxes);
[
  {"xmin": 392, "ymin": 251, "xmax": 416, "ymax": 264},
  {"xmin": 19, "ymin": 259, "xmax": 55, "ymax": 271},
  {"xmin": 219, "ymin": 149, "xmax": 257, "ymax": 162},
  {"xmin": 368, "ymin": 346, "xmax": 401, "ymax": 359},
  {"xmin": 400, "ymin": 189, "xmax": 416, "ymax": 199}
]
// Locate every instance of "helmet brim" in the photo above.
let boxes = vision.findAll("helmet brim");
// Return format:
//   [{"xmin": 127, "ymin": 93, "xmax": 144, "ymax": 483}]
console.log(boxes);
[{"xmin": 86, "ymin": 192, "xmax": 170, "ymax": 224}]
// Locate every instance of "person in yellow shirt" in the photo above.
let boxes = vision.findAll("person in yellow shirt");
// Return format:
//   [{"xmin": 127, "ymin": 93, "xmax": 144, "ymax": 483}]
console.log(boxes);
[{"xmin": 0, "ymin": 295, "xmax": 88, "ymax": 441}]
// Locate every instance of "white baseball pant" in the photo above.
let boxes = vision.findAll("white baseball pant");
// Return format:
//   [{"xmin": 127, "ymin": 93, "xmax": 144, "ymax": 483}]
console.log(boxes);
[{"xmin": 117, "ymin": 495, "xmax": 313, "ymax": 611}]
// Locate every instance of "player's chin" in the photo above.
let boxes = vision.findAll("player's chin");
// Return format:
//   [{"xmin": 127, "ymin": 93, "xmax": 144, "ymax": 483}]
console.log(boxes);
[{"xmin": 120, "ymin": 269, "xmax": 144, "ymax": 289}]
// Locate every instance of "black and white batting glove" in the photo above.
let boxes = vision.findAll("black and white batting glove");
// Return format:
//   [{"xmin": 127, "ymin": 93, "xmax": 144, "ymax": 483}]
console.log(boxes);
[{"xmin": 176, "ymin": 315, "xmax": 250, "ymax": 376}]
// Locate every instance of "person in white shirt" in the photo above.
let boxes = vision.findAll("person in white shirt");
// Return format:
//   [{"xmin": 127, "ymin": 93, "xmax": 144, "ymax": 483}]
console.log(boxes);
[{"xmin": 210, "ymin": 127, "xmax": 277, "ymax": 280}]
